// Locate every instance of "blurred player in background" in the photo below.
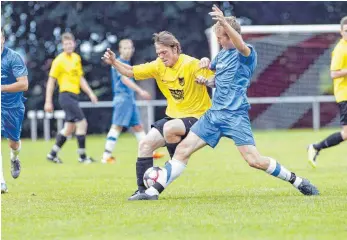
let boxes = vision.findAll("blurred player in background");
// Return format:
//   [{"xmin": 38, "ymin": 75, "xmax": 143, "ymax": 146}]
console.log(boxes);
[
  {"xmin": 101, "ymin": 39, "xmax": 164, "ymax": 164},
  {"xmin": 1, "ymin": 29, "xmax": 29, "ymax": 193},
  {"xmin": 307, "ymin": 16, "xmax": 347, "ymax": 167},
  {"xmin": 139, "ymin": 5, "xmax": 319, "ymax": 200},
  {"xmin": 44, "ymin": 32, "xmax": 98, "ymax": 164},
  {"xmin": 102, "ymin": 31, "xmax": 214, "ymax": 200}
]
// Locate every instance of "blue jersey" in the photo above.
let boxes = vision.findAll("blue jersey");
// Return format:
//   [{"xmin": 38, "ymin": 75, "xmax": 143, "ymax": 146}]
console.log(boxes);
[
  {"xmin": 111, "ymin": 57, "xmax": 135, "ymax": 100},
  {"xmin": 1, "ymin": 47, "xmax": 28, "ymax": 109},
  {"xmin": 210, "ymin": 45, "xmax": 257, "ymax": 111}
]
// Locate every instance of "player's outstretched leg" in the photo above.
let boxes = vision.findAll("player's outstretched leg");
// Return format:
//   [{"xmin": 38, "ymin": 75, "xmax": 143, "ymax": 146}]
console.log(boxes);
[
  {"xmin": 128, "ymin": 128, "xmax": 165, "ymax": 200},
  {"xmin": 307, "ymin": 128, "xmax": 346, "ymax": 168},
  {"xmin": 238, "ymin": 145, "xmax": 319, "ymax": 196},
  {"xmin": 130, "ymin": 132, "xmax": 206, "ymax": 201},
  {"xmin": 9, "ymin": 140, "xmax": 21, "ymax": 179}
]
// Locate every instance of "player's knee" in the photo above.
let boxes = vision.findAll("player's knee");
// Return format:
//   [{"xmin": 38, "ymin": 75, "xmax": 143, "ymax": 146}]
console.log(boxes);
[
  {"xmin": 138, "ymin": 138, "xmax": 155, "ymax": 156},
  {"xmin": 163, "ymin": 122, "xmax": 180, "ymax": 143},
  {"xmin": 76, "ymin": 119, "xmax": 87, "ymax": 133},
  {"xmin": 341, "ymin": 127, "xmax": 347, "ymax": 140},
  {"xmin": 9, "ymin": 141, "xmax": 19, "ymax": 150}
]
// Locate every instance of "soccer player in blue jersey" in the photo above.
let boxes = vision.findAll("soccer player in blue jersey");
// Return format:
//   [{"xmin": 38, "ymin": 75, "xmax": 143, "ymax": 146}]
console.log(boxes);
[
  {"xmin": 101, "ymin": 39, "xmax": 164, "ymax": 163},
  {"xmin": 1, "ymin": 30, "xmax": 29, "ymax": 193},
  {"xmin": 136, "ymin": 5, "xmax": 319, "ymax": 200}
]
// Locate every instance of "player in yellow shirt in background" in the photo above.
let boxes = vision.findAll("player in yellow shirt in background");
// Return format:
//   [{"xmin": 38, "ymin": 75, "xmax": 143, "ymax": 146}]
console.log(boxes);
[
  {"xmin": 44, "ymin": 32, "xmax": 98, "ymax": 164},
  {"xmin": 308, "ymin": 16, "xmax": 347, "ymax": 167},
  {"xmin": 102, "ymin": 31, "xmax": 214, "ymax": 200}
]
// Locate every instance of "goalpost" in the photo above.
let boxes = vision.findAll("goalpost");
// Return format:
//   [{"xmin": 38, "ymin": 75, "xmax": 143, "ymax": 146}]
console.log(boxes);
[{"xmin": 205, "ymin": 24, "xmax": 341, "ymax": 130}]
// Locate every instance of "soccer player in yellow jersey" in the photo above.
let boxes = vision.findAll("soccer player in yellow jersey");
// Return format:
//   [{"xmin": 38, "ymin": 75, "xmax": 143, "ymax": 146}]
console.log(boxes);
[
  {"xmin": 308, "ymin": 16, "xmax": 347, "ymax": 167},
  {"xmin": 44, "ymin": 32, "xmax": 98, "ymax": 164},
  {"xmin": 102, "ymin": 31, "xmax": 214, "ymax": 199}
]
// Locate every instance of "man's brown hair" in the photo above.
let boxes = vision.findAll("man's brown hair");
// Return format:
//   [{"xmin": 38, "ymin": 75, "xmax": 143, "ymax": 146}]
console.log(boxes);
[
  {"xmin": 213, "ymin": 16, "xmax": 241, "ymax": 35},
  {"xmin": 153, "ymin": 31, "xmax": 181, "ymax": 54},
  {"xmin": 61, "ymin": 32, "xmax": 75, "ymax": 42},
  {"xmin": 340, "ymin": 16, "xmax": 347, "ymax": 29}
]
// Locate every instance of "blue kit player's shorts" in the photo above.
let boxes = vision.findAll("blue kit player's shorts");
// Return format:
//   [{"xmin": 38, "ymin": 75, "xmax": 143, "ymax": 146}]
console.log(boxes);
[
  {"xmin": 1, "ymin": 106, "xmax": 25, "ymax": 142},
  {"xmin": 112, "ymin": 96, "xmax": 141, "ymax": 128},
  {"xmin": 191, "ymin": 109, "xmax": 255, "ymax": 147}
]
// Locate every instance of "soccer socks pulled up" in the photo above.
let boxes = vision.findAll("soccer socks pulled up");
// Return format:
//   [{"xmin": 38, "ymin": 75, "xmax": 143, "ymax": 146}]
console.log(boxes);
[
  {"xmin": 10, "ymin": 140, "xmax": 21, "ymax": 160},
  {"xmin": 76, "ymin": 135, "xmax": 86, "ymax": 160},
  {"xmin": 136, "ymin": 157, "xmax": 153, "ymax": 192},
  {"xmin": 50, "ymin": 134, "xmax": 67, "ymax": 157},
  {"xmin": 0, "ymin": 155, "xmax": 5, "ymax": 184},
  {"xmin": 146, "ymin": 158, "xmax": 186, "ymax": 196},
  {"xmin": 265, "ymin": 158, "xmax": 302, "ymax": 188},
  {"xmin": 313, "ymin": 132, "xmax": 344, "ymax": 151},
  {"xmin": 103, "ymin": 128, "xmax": 121, "ymax": 160}
]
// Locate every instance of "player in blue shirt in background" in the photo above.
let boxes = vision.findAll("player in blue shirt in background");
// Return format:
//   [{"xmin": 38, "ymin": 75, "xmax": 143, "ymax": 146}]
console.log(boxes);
[
  {"xmin": 1, "ymin": 29, "xmax": 29, "ymax": 193},
  {"xmin": 101, "ymin": 39, "xmax": 164, "ymax": 163},
  {"xmin": 137, "ymin": 5, "xmax": 319, "ymax": 200}
]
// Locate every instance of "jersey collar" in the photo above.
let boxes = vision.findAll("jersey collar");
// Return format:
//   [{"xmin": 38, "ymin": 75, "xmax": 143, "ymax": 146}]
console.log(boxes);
[{"xmin": 171, "ymin": 54, "xmax": 184, "ymax": 70}]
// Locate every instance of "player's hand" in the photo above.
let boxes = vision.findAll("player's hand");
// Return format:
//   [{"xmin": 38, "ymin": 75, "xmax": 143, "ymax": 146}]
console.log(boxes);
[
  {"xmin": 139, "ymin": 90, "xmax": 152, "ymax": 100},
  {"xmin": 199, "ymin": 57, "xmax": 211, "ymax": 69},
  {"xmin": 89, "ymin": 93, "xmax": 98, "ymax": 104},
  {"xmin": 195, "ymin": 76, "xmax": 208, "ymax": 85},
  {"xmin": 209, "ymin": 4, "xmax": 227, "ymax": 26},
  {"xmin": 101, "ymin": 48, "xmax": 116, "ymax": 65},
  {"xmin": 44, "ymin": 102, "xmax": 54, "ymax": 113}
]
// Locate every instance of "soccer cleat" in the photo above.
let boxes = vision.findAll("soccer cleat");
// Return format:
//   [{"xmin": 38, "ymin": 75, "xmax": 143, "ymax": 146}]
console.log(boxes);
[
  {"xmin": 1, "ymin": 183, "xmax": 8, "ymax": 194},
  {"xmin": 101, "ymin": 156, "xmax": 116, "ymax": 164},
  {"xmin": 153, "ymin": 152, "xmax": 165, "ymax": 159},
  {"xmin": 11, "ymin": 158, "xmax": 21, "ymax": 179},
  {"xmin": 79, "ymin": 156, "xmax": 96, "ymax": 164},
  {"xmin": 297, "ymin": 178, "xmax": 319, "ymax": 196},
  {"xmin": 47, "ymin": 154, "xmax": 63, "ymax": 164},
  {"xmin": 307, "ymin": 144, "xmax": 319, "ymax": 168},
  {"xmin": 128, "ymin": 192, "xmax": 158, "ymax": 201}
]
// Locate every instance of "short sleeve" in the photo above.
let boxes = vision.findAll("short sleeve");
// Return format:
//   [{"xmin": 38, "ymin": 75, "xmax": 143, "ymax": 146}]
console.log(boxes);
[
  {"xmin": 330, "ymin": 47, "xmax": 345, "ymax": 71},
  {"xmin": 49, "ymin": 59, "xmax": 61, "ymax": 79},
  {"xmin": 12, "ymin": 53, "xmax": 28, "ymax": 78},
  {"xmin": 77, "ymin": 55, "xmax": 84, "ymax": 76},
  {"xmin": 239, "ymin": 45, "xmax": 256, "ymax": 63},
  {"xmin": 133, "ymin": 60, "xmax": 158, "ymax": 80}
]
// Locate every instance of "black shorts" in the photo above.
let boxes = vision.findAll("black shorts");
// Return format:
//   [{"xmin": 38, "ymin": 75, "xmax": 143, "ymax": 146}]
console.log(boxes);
[
  {"xmin": 151, "ymin": 116, "xmax": 198, "ymax": 139},
  {"xmin": 338, "ymin": 101, "xmax": 347, "ymax": 125},
  {"xmin": 58, "ymin": 92, "xmax": 85, "ymax": 122}
]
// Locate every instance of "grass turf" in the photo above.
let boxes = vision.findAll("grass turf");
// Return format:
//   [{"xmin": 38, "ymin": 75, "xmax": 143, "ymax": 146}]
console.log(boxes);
[{"xmin": 1, "ymin": 129, "xmax": 347, "ymax": 240}]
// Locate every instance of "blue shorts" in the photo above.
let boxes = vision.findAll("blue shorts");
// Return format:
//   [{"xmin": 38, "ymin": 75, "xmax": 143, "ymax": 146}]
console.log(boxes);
[
  {"xmin": 112, "ymin": 97, "xmax": 141, "ymax": 128},
  {"xmin": 1, "ymin": 106, "xmax": 25, "ymax": 142},
  {"xmin": 191, "ymin": 109, "xmax": 255, "ymax": 148}
]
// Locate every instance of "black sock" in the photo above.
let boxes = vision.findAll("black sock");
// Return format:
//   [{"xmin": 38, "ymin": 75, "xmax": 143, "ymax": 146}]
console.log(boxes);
[
  {"xmin": 166, "ymin": 143, "xmax": 179, "ymax": 159},
  {"xmin": 76, "ymin": 135, "xmax": 86, "ymax": 159},
  {"xmin": 50, "ymin": 134, "xmax": 67, "ymax": 157},
  {"xmin": 152, "ymin": 182, "xmax": 165, "ymax": 194},
  {"xmin": 288, "ymin": 172, "xmax": 297, "ymax": 184},
  {"xmin": 313, "ymin": 132, "xmax": 344, "ymax": 151},
  {"xmin": 136, "ymin": 157, "xmax": 153, "ymax": 192}
]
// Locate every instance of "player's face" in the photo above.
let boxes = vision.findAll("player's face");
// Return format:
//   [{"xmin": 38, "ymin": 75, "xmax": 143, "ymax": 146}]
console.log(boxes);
[
  {"xmin": 119, "ymin": 41, "xmax": 134, "ymax": 60},
  {"xmin": 62, "ymin": 39, "xmax": 75, "ymax": 54},
  {"xmin": 215, "ymin": 27, "xmax": 234, "ymax": 49},
  {"xmin": 155, "ymin": 43, "xmax": 179, "ymax": 67},
  {"xmin": 341, "ymin": 24, "xmax": 347, "ymax": 41}
]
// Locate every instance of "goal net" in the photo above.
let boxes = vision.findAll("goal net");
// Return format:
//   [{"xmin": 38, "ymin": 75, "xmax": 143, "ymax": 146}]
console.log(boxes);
[{"xmin": 206, "ymin": 24, "xmax": 341, "ymax": 130}]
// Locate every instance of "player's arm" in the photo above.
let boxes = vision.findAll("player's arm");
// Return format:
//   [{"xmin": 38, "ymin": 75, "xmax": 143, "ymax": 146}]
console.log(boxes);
[
  {"xmin": 209, "ymin": 5, "xmax": 251, "ymax": 57},
  {"xmin": 331, "ymin": 69, "xmax": 347, "ymax": 79},
  {"xmin": 120, "ymin": 76, "xmax": 151, "ymax": 100},
  {"xmin": 80, "ymin": 77, "xmax": 98, "ymax": 103},
  {"xmin": 1, "ymin": 76, "xmax": 28, "ymax": 92},
  {"xmin": 196, "ymin": 76, "xmax": 216, "ymax": 88},
  {"xmin": 194, "ymin": 58, "xmax": 216, "ymax": 88},
  {"xmin": 102, "ymin": 48, "xmax": 134, "ymax": 78},
  {"xmin": 44, "ymin": 76, "xmax": 56, "ymax": 113}
]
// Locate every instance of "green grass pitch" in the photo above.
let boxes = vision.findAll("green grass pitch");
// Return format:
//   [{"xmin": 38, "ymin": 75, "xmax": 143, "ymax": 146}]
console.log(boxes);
[{"xmin": 1, "ymin": 129, "xmax": 347, "ymax": 240}]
